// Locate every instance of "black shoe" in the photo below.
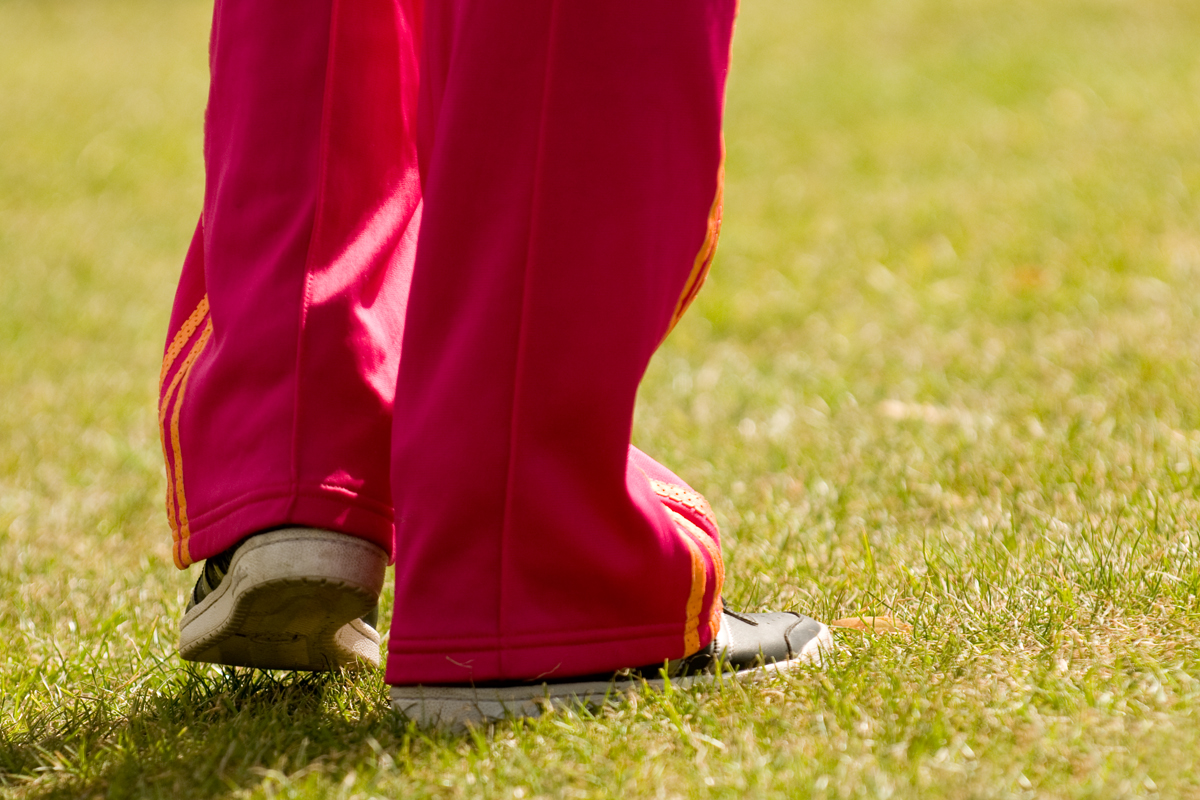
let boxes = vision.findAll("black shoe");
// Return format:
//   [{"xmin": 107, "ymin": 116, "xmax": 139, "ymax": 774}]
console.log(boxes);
[
  {"xmin": 390, "ymin": 609, "xmax": 833, "ymax": 727},
  {"xmin": 179, "ymin": 528, "xmax": 387, "ymax": 671}
]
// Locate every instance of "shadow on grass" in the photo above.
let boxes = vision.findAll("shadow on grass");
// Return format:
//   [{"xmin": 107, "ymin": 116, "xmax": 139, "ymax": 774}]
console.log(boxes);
[{"xmin": 1, "ymin": 664, "xmax": 456, "ymax": 800}]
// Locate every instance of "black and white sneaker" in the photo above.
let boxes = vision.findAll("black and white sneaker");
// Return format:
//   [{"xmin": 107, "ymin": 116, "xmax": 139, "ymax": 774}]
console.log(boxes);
[
  {"xmin": 390, "ymin": 609, "xmax": 833, "ymax": 727},
  {"xmin": 179, "ymin": 528, "xmax": 388, "ymax": 671}
]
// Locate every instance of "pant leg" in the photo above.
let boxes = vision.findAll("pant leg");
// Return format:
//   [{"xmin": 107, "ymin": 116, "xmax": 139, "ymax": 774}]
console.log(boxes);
[
  {"xmin": 159, "ymin": 0, "xmax": 422, "ymax": 568},
  {"xmin": 387, "ymin": 0, "xmax": 735, "ymax": 684}
]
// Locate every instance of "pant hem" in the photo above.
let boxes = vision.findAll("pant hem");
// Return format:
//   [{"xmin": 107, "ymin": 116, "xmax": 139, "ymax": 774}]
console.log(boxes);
[
  {"xmin": 385, "ymin": 624, "xmax": 689, "ymax": 684},
  {"xmin": 179, "ymin": 485, "xmax": 394, "ymax": 566}
]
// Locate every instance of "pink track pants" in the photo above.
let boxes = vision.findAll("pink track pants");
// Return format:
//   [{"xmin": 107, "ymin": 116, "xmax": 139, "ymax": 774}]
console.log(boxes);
[{"xmin": 159, "ymin": 0, "xmax": 736, "ymax": 684}]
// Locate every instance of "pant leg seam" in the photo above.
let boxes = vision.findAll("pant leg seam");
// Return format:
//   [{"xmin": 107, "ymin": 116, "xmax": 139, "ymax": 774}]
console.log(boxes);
[
  {"xmin": 288, "ymin": 0, "xmax": 342, "ymax": 521},
  {"xmin": 495, "ymin": 0, "xmax": 564, "ymax": 676}
]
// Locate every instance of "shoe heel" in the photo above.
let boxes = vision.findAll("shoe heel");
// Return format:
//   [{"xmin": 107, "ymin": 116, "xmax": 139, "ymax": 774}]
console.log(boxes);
[{"xmin": 179, "ymin": 528, "xmax": 387, "ymax": 671}]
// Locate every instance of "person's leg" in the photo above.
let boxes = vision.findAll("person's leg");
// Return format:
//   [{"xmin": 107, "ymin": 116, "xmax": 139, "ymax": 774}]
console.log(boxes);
[
  {"xmin": 389, "ymin": 0, "xmax": 831, "ymax": 725},
  {"xmin": 161, "ymin": 0, "xmax": 422, "ymax": 668},
  {"xmin": 387, "ymin": 0, "xmax": 740, "ymax": 688}
]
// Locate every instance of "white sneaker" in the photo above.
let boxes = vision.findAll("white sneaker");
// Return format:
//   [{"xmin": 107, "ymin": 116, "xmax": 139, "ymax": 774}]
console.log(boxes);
[
  {"xmin": 390, "ymin": 609, "xmax": 832, "ymax": 727},
  {"xmin": 179, "ymin": 527, "xmax": 387, "ymax": 671}
]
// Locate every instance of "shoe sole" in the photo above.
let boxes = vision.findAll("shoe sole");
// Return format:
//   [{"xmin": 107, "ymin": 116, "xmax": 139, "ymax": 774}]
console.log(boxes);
[
  {"xmin": 390, "ymin": 622, "xmax": 834, "ymax": 728},
  {"xmin": 178, "ymin": 528, "xmax": 387, "ymax": 671}
]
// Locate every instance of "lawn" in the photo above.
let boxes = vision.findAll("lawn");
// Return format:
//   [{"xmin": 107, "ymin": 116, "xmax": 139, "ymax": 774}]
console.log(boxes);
[{"xmin": 2, "ymin": 0, "xmax": 1199, "ymax": 797}]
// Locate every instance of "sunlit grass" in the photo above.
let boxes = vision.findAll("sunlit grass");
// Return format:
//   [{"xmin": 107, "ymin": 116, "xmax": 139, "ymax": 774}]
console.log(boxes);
[{"xmin": 2, "ymin": 0, "xmax": 1199, "ymax": 797}]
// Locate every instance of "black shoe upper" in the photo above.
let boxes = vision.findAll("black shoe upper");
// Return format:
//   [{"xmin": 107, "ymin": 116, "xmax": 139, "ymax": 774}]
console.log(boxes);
[
  {"xmin": 187, "ymin": 543, "xmax": 236, "ymax": 611},
  {"xmin": 671, "ymin": 610, "xmax": 826, "ymax": 676},
  {"xmin": 490, "ymin": 608, "xmax": 826, "ymax": 686}
]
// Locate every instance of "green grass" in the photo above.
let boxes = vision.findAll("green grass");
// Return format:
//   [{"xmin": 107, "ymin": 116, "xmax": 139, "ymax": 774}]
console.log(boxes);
[{"xmin": 3, "ymin": 0, "xmax": 1200, "ymax": 796}]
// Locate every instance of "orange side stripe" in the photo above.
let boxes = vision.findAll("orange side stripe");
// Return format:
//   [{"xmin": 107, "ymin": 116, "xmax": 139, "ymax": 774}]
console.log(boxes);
[
  {"xmin": 709, "ymin": 594, "xmax": 724, "ymax": 641},
  {"xmin": 169, "ymin": 318, "xmax": 213, "ymax": 568},
  {"xmin": 159, "ymin": 296, "xmax": 210, "ymax": 392},
  {"xmin": 690, "ymin": 522, "xmax": 724, "ymax": 598},
  {"xmin": 677, "ymin": 160, "xmax": 724, "ymax": 310},
  {"xmin": 671, "ymin": 509, "xmax": 725, "ymax": 646},
  {"xmin": 687, "ymin": 523, "xmax": 725, "ymax": 640},
  {"xmin": 670, "ymin": 508, "xmax": 723, "ymax": 594},
  {"xmin": 670, "ymin": 509, "xmax": 708, "ymax": 655},
  {"xmin": 159, "ymin": 310, "xmax": 211, "ymax": 531},
  {"xmin": 159, "ymin": 408, "xmax": 177, "ymax": 537},
  {"xmin": 665, "ymin": 142, "xmax": 725, "ymax": 337}
]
